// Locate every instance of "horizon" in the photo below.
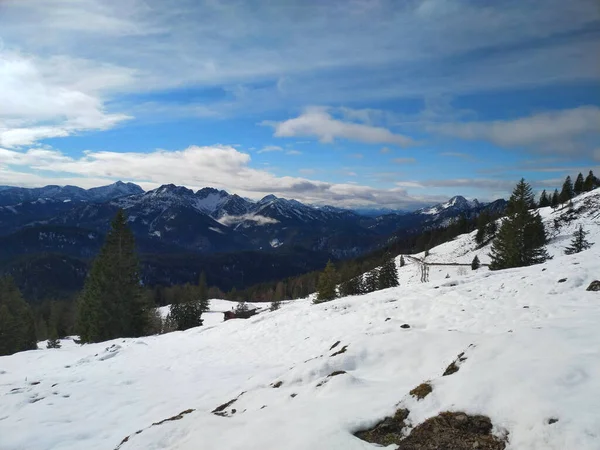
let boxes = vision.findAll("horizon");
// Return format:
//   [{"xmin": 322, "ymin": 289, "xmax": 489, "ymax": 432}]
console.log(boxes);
[
  {"xmin": 1, "ymin": 1, "xmax": 599, "ymax": 209},
  {"xmin": 0, "ymin": 179, "xmax": 502, "ymax": 212}
]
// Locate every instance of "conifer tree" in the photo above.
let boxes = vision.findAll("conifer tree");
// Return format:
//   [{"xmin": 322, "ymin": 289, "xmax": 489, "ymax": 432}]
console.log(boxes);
[
  {"xmin": 270, "ymin": 299, "xmax": 281, "ymax": 311},
  {"xmin": 559, "ymin": 176, "xmax": 574, "ymax": 204},
  {"xmin": 46, "ymin": 327, "xmax": 61, "ymax": 349},
  {"xmin": 377, "ymin": 255, "xmax": 399, "ymax": 290},
  {"xmin": 76, "ymin": 209, "xmax": 148, "ymax": 343},
  {"xmin": 168, "ymin": 283, "xmax": 205, "ymax": 331},
  {"xmin": 538, "ymin": 190, "xmax": 550, "ymax": 208},
  {"xmin": 471, "ymin": 255, "xmax": 480, "ymax": 270},
  {"xmin": 315, "ymin": 260, "xmax": 337, "ymax": 303},
  {"xmin": 198, "ymin": 271, "xmax": 208, "ymax": 306},
  {"xmin": 0, "ymin": 277, "xmax": 37, "ymax": 356},
  {"xmin": 551, "ymin": 189, "xmax": 560, "ymax": 209},
  {"xmin": 399, "ymin": 255, "xmax": 405, "ymax": 267},
  {"xmin": 338, "ymin": 262, "xmax": 362, "ymax": 297},
  {"xmin": 583, "ymin": 170, "xmax": 598, "ymax": 192},
  {"xmin": 490, "ymin": 179, "xmax": 549, "ymax": 270},
  {"xmin": 363, "ymin": 268, "xmax": 379, "ymax": 293},
  {"xmin": 564, "ymin": 225, "xmax": 593, "ymax": 255},
  {"xmin": 574, "ymin": 173, "xmax": 585, "ymax": 196}
]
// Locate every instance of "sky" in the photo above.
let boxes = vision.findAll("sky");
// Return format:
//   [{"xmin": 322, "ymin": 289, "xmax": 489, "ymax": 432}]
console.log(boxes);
[{"xmin": 0, "ymin": 0, "xmax": 599, "ymax": 210}]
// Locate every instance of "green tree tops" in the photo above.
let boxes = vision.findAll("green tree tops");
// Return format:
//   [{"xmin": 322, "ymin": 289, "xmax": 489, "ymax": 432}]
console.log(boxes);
[
  {"xmin": 559, "ymin": 176, "xmax": 574, "ymax": 204},
  {"xmin": 564, "ymin": 225, "xmax": 593, "ymax": 255},
  {"xmin": 377, "ymin": 255, "xmax": 399, "ymax": 290},
  {"xmin": 76, "ymin": 209, "xmax": 148, "ymax": 343},
  {"xmin": 0, "ymin": 277, "xmax": 37, "ymax": 356},
  {"xmin": 315, "ymin": 260, "xmax": 337, "ymax": 303},
  {"xmin": 574, "ymin": 173, "xmax": 585, "ymax": 196},
  {"xmin": 490, "ymin": 179, "xmax": 549, "ymax": 270}
]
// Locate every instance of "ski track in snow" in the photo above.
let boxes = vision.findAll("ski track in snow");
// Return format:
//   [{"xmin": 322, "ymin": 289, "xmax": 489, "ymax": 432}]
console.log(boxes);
[{"xmin": 1, "ymin": 191, "xmax": 599, "ymax": 450}]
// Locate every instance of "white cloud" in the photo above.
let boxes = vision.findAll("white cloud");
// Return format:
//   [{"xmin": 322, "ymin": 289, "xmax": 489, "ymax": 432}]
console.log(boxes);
[
  {"xmin": 0, "ymin": 144, "xmax": 445, "ymax": 209},
  {"xmin": 264, "ymin": 107, "xmax": 414, "ymax": 146},
  {"xmin": 286, "ymin": 150, "xmax": 302, "ymax": 155},
  {"xmin": 0, "ymin": 50, "xmax": 131, "ymax": 147},
  {"xmin": 433, "ymin": 106, "xmax": 600, "ymax": 154}
]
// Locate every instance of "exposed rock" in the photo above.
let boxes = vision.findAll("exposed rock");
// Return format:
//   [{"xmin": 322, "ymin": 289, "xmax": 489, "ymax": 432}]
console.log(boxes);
[
  {"xmin": 586, "ymin": 280, "xmax": 600, "ymax": 291},
  {"xmin": 328, "ymin": 370, "xmax": 346, "ymax": 377},
  {"xmin": 329, "ymin": 340, "xmax": 341, "ymax": 350},
  {"xmin": 330, "ymin": 345, "xmax": 348, "ymax": 357},
  {"xmin": 355, "ymin": 408, "xmax": 410, "ymax": 446},
  {"xmin": 443, "ymin": 361, "xmax": 460, "ymax": 376},
  {"xmin": 401, "ymin": 324, "xmax": 411, "ymax": 329},
  {"xmin": 558, "ymin": 278, "xmax": 567, "ymax": 283},
  {"xmin": 271, "ymin": 381, "xmax": 283, "ymax": 388}
]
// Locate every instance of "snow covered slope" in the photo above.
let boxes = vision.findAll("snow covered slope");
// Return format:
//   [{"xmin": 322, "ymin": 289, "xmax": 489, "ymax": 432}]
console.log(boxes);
[{"xmin": 1, "ymin": 192, "xmax": 599, "ymax": 450}]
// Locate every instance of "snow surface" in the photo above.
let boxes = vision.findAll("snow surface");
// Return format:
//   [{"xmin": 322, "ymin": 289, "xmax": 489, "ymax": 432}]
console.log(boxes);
[{"xmin": 1, "ymin": 191, "xmax": 599, "ymax": 450}]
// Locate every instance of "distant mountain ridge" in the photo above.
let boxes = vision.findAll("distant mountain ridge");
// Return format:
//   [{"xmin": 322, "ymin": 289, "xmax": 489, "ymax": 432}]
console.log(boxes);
[
  {"xmin": 0, "ymin": 181, "xmax": 143, "ymax": 206},
  {"xmin": 0, "ymin": 181, "xmax": 506, "ymax": 298}
]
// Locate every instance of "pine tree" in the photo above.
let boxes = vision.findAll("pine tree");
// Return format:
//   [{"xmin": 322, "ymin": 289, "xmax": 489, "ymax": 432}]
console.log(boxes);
[
  {"xmin": 338, "ymin": 262, "xmax": 362, "ymax": 297},
  {"xmin": 490, "ymin": 179, "xmax": 549, "ymax": 270},
  {"xmin": 538, "ymin": 190, "xmax": 550, "ymax": 208},
  {"xmin": 559, "ymin": 176, "xmax": 574, "ymax": 204},
  {"xmin": 76, "ymin": 209, "xmax": 148, "ymax": 343},
  {"xmin": 168, "ymin": 283, "xmax": 205, "ymax": 331},
  {"xmin": 46, "ymin": 327, "xmax": 61, "ymax": 349},
  {"xmin": 574, "ymin": 173, "xmax": 585, "ymax": 196},
  {"xmin": 363, "ymin": 268, "xmax": 379, "ymax": 293},
  {"xmin": 399, "ymin": 255, "xmax": 405, "ymax": 267},
  {"xmin": 270, "ymin": 299, "xmax": 281, "ymax": 311},
  {"xmin": 471, "ymin": 255, "xmax": 480, "ymax": 270},
  {"xmin": 0, "ymin": 277, "xmax": 37, "ymax": 356},
  {"xmin": 564, "ymin": 225, "xmax": 593, "ymax": 255},
  {"xmin": 551, "ymin": 189, "xmax": 560, "ymax": 209},
  {"xmin": 315, "ymin": 261, "xmax": 337, "ymax": 303},
  {"xmin": 583, "ymin": 170, "xmax": 597, "ymax": 192},
  {"xmin": 377, "ymin": 255, "xmax": 399, "ymax": 290},
  {"xmin": 198, "ymin": 271, "xmax": 208, "ymax": 306}
]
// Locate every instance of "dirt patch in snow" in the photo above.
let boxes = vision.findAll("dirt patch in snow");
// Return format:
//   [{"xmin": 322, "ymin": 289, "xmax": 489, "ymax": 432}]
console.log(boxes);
[
  {"xmin": 409, "ymin": 383, "xmax": 432, "ymax": 400},
  {"xmin": 354, "ymin": 408, "xmax": 409, "ymax": 446},
  {"xmin": 396, "ymin": 412, "xmax": 506, "ymax": 450},
  {"xmin": 355, "ymin": 410, "xmax": 506, "ymax": 450}
]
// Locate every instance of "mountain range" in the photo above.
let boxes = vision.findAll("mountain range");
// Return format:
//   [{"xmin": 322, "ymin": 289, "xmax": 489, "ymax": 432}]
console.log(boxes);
[{"xmin": 0, "ymin": 181, "xmax": 506, "ymax": 299}]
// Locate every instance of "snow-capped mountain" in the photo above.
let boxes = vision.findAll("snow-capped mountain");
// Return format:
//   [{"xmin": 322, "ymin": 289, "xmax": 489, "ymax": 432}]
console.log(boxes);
[
  {"xmin": 0, "ymin": 182, "xmax": 502, "ymax": 293},
  {"xmin": 2, "ymin": 189, "xmax": 598, "ymax": 450},
  {"xmin": 418, "ymin": 195, "xmax": 481, "ymax": 215},
  {"xmin": 0, "ymin": 181, "xmax": 143, "ymax": 206}
]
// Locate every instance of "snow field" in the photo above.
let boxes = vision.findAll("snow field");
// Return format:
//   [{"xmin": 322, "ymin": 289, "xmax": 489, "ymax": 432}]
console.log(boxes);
[{"xmin": 0, "ymin": 190, "xmax": 599, "ymax": 450}]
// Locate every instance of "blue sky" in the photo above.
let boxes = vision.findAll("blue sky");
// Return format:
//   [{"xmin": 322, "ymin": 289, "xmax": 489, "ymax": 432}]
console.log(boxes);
[{"xmin": 0, "ymin": 0, "xmax": 599, "ymax": 209}]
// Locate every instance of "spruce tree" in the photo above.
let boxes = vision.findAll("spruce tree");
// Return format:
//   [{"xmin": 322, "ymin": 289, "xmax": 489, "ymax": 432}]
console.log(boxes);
[
  {"xmin": 583, "ymin": 170, "xmax": 597, "ymax": 192},
  {"xmin": 538, "ymin": 190, "xmax": 550, "ymax": 208},
  {"xmin": 574, "ymin": 173, "xmax": 585, "ymax": 196},
  {"xmin": 551, "ymin": 189, "xmax": 560, "ymax": 209},
  {"xmin": 338, "ymin": 262, "xmax": 362, "ymax": 297},
  {"xmin": 490, "ymin": 179, "xmax": 549, "ymax": 270},
  {"xmin": 471, "ymin": 255, "xmax": 480, "ymax": 270},
  {"xmin": 564, "ymin": 225, "xmax": 593, "ymax": 255},
  {"xmin": 76, "ymin": 209, "xmax": 147, "ymax": 343},
  {"xmin": 315, "ymin": 261, "xmax": 337, "ymax": 303},
  {"xmin": 559, "ymin": 176, "xmax": 574, "ymax": 204},
  {"xmin": 270, "ymin": 299, "xmax": 281, "ymax": 311},
  {"xmin": 235, "ymin": 301, "xmax": 249, "ymax": 314},
  {"xmin": 399, "ymin": 255, "xmax": 406, "ymax": 267},
  {"xmin": 169, "ymin": 283, "xmax": 205, "ymax": 331},
  {"xmin": 377, "ymin": 255, "xmax": 399, "ymax": 290},
  {"xmin": 363, "ymin": 268, "xmax": 379, "ymax": 293},
  {"xmin": 0, "ymin": 277, "xmax": 37, "ymax": 356},
  {"xmin": 46, "ymin": 327, "xmax": 61, "ymax": 349}
]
